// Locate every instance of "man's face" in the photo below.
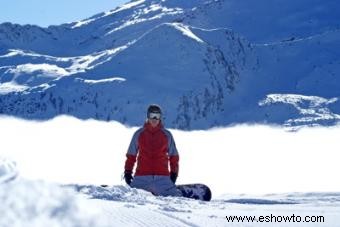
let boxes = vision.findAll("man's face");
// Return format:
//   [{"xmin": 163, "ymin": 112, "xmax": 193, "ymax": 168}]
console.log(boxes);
[{"xmin": 148, "ymin": 118, "xmax": 160, "ymax": 127}]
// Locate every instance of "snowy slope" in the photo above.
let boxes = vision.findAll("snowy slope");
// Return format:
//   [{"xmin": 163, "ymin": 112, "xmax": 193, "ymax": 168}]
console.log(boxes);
[
  {"xmin": 185, "ymin": 0, "xmax": 340, "ymax": 43},
  {"xmin": 0, "ymin": 0, "xmax": 340, "ymax": 129},
  {"xmin": 0, "ymin": 22, "xmax": 256, "ymax": 129},
  {"xmin": 2, "ymin": 177, "xmax": 339, "ymax": 227},
  {"xmin": 1, "ymin": 117, "xmax": 340, "ymax": 226}
]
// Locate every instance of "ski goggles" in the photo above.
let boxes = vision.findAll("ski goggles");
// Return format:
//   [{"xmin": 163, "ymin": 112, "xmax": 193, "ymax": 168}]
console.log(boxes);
[{"xmin": 148, "ymin": 112, "xmax": 161, "ymax": 120}]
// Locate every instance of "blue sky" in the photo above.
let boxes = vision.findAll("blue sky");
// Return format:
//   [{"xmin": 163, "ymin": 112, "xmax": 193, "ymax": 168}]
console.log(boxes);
[{"xmin": 0, "ymin": 0, "xmax": 130, "ymax": 27}]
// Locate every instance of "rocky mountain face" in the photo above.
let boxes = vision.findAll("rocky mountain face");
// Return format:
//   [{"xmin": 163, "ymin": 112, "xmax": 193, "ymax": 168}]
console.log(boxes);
[{"xmin": 0, "ymin": 0, "xmax": 339, "ymax": 129}]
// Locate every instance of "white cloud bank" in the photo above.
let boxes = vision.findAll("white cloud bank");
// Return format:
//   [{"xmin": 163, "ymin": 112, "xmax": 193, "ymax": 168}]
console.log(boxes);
[{"xmin": 0, "ymin": 116, "xmax": 339, "ymax": 196}]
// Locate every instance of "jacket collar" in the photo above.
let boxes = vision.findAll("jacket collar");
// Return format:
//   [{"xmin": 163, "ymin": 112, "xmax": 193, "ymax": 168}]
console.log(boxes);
[{"xmin": 144, "ymin": 121, "xmax": 163, "ymax": 133}]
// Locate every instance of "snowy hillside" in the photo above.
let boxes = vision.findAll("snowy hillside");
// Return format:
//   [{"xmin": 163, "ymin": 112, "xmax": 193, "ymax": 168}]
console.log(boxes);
[
  {"xmin": 2, "ymin": 177, "xmax": 339, "ymax": 227},
  {"xmin": 1, "ymin": 117, "xmax": 340, "ymax": 226},
  {"xmin": 0, "ymin": 0, "xmax": 340, "ymax": 129}
]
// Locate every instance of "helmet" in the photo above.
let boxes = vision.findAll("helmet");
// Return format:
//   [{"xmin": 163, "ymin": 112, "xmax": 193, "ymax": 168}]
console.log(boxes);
[{"xmin": 147, "ymin": 104, "xmax": 162, "ymax": 119}]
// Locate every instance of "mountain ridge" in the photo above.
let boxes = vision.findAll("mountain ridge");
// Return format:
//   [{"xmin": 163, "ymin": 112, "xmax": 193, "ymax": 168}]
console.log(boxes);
[{"xmin": 0, "ymin": 0, "xmax": 339, "ymax": 129}]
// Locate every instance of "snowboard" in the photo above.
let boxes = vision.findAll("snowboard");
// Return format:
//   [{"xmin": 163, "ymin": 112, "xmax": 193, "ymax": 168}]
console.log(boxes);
[{"xmin": 176, "ymin": 183, "xmax": 212, "ymax": 201}]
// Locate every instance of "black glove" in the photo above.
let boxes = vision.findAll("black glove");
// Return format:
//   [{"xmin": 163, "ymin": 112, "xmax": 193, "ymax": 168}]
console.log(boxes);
[
  {"xmin": 124, "ymin": 170, "xmax": 133, "ymax": 185},
  {"xmin": 170, "ymin": 172, "xmax": 178, "ymax": 184}
]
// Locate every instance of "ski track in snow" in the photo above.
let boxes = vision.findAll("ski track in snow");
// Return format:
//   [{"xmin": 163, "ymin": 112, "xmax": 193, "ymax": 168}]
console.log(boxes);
[
  {"xmin": 81, "ymin": 190, "xmax": 340, "ymax": 227},
  {"xmin": 68, "ymin": 184, "xmax": 340, "ymax": 227},
  {"xmin": 99, "ymin": 202, "xmax": 198, "ymax": 227}
]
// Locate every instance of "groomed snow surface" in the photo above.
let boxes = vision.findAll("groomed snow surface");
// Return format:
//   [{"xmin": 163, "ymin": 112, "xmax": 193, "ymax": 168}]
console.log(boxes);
[{"xmin": 1, "ymin": 116, "xmax": 340, "ymax": 226}]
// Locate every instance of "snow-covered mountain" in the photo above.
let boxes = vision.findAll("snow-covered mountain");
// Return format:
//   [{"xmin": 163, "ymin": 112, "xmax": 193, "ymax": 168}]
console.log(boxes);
[{"xmin": 0, "ymin": 0, "xmax": 340, "ymax": 129}]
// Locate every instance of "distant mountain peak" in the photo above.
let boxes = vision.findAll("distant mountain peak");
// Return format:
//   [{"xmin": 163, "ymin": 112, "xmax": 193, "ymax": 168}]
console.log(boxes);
[{"xmin": 0, "ymin": 0, "xmax": 340, "ymax": 129}]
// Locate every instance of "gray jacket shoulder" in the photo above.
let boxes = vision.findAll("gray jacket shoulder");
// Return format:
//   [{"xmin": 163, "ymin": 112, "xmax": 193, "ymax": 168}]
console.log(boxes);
[
  {"xmin": 161, "ymin": 128, "xmax": 178, "ymax": 156},
  {"xmin": 127, "ymin": 127, "xmax": 144, "ymax": 155}
]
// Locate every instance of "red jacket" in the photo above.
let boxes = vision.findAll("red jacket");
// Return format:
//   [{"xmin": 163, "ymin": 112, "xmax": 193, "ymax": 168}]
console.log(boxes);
[{"xmin": 124, "ymin": 122, "xmax": 179, "ymax": 176}]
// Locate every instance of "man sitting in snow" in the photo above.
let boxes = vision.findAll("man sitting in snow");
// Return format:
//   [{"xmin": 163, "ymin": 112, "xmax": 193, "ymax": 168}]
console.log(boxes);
[{"xmin": 123, "ymin": 104, "xmax": 181, "ymax": 196}]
